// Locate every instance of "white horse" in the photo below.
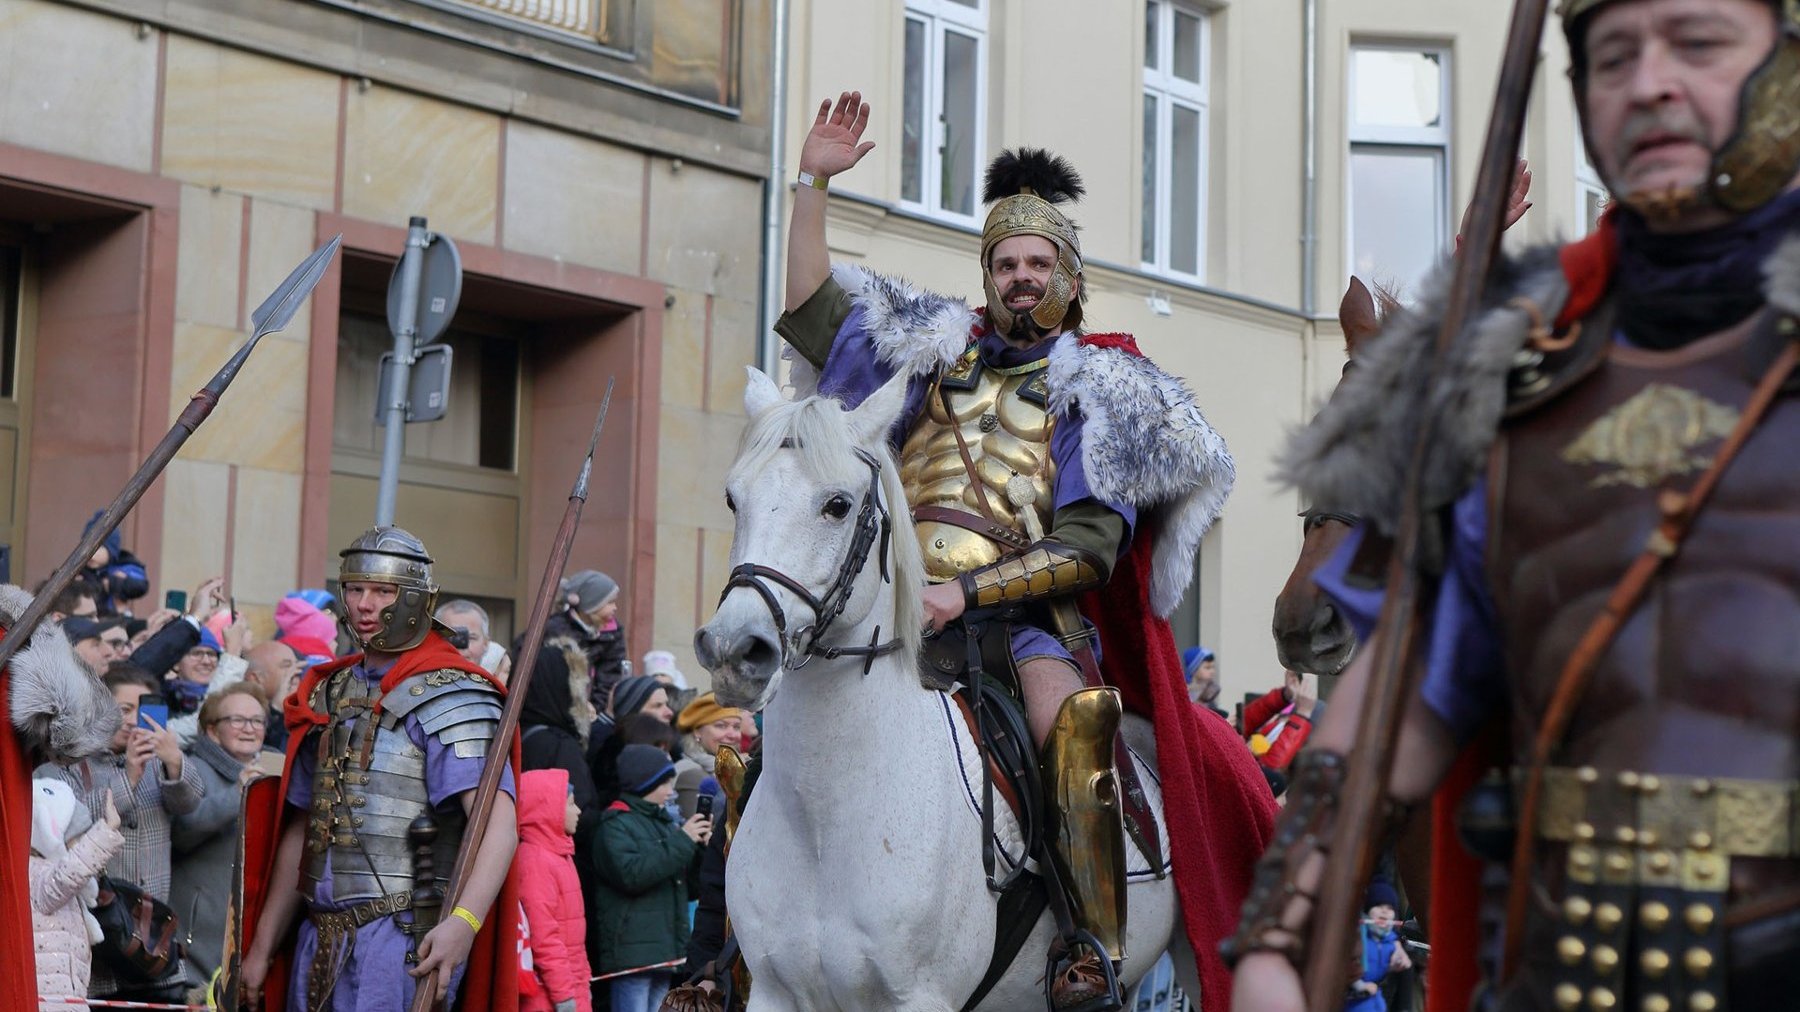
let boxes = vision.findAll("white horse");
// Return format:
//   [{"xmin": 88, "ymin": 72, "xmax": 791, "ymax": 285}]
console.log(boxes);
[{"xmin": 694, "ymin": 369, "xmax": 1198, "ymax": 1012}]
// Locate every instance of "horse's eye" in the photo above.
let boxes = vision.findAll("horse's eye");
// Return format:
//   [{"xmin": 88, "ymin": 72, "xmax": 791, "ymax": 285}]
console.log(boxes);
[
  {"xmin": 725, "ymin": 492, "xmax": 737, "ymax": 514},
  {"xmin": 822, "ymin": 494, "xmax": 852, "ymax": 520}
]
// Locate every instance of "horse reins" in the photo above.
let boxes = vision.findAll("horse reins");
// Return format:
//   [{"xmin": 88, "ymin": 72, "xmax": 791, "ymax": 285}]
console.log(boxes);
[{"xmin": 719, "ymin": 447, "xmax": 903, "ymax": 675}]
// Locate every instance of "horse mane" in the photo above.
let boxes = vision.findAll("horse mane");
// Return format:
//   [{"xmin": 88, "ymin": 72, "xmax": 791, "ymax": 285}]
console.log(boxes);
[{"xmin": 731, "ymin": 394, "xmax": 926, "ymax": 667}]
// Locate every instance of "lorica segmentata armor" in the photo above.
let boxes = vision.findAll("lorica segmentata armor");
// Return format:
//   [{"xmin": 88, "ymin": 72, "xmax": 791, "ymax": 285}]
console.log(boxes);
[{"xmin": 304, "ymin": 666, "xmax": 501, "ymax": 905}]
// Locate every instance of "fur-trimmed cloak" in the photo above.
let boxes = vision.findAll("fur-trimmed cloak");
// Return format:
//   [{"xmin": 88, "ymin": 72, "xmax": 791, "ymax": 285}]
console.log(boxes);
[
  {"xmin": 791, "ymin": 264, "xmax": 1276, "ymax": 1011},
  {"xmin": 0, "ymin": 584, "xmax": 121, "ymax": 1010}
]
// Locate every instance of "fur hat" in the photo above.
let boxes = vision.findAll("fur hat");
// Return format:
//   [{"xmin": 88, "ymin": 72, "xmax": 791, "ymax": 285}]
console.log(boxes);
[{"xmin": 617, "ymin": 743, "xmax": 677, "ymax": 796}]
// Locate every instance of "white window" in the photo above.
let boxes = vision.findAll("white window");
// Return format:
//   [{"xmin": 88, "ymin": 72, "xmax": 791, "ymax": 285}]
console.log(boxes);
[
  {"xmin": 1142, "ymin": 0, "xmax": 1210, "ymax": 279},
  {"xmin": 902, "ymin": 0, "xmax": 987, "ymax": 220},
  {"xmin": 1347, "ymin": 45, "xmax": 1451, "ymax": 296},
  {"xmin": 1575, "ymin": 133, "xmax": 1610, "ymax": 236}
]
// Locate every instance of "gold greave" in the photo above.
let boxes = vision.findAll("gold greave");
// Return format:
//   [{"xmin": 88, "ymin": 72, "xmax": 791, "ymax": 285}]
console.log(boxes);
[{"xmin": 1041, "ymin": 686, "xmax": 1129, "ymax": 963}]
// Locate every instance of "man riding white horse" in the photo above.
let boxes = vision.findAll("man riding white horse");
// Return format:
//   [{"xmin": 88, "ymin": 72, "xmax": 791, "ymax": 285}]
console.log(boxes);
[{"xmin": 770, "ymin": 91, "xmax": 1275, "ymax": 1011}]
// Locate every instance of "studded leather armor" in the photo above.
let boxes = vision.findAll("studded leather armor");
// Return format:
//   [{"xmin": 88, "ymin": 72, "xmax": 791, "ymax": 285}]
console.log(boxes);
[
  {"xmin": 1488, "ymin": 311, "xmax": 1800, "ymax": 1010},
  {"xmin": 899, "ymin": 346, "xmax": 1056, "ymax": 583},
  {"xmin": 303, "ymin": 666, "xmax": 502, "ymax": 905}
]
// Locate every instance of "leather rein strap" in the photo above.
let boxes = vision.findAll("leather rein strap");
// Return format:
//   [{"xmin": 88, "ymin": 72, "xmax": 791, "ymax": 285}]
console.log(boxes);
[
  {"xmin": 1502, "ymin": 326, "xmax": 1800, "ymax": 976},
  {"xmin": 719, "ymin": 448, "xmax": 901, "ymax": 674}
]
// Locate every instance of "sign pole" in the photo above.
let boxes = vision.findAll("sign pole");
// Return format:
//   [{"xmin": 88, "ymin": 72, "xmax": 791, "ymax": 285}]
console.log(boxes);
[{"xmin": 375, "ymin": 216, "xmax": 429, "ymax": 527}]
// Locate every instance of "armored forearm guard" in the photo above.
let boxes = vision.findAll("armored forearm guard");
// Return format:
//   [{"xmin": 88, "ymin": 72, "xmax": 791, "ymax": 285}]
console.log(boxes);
[
  {"xmin": 958, "ymin": 541, "xmax": 1105, "ymax": 611},
  {"xmin": 1222, "ymin": 751, "xmax": 1413, "ymax": 972}
]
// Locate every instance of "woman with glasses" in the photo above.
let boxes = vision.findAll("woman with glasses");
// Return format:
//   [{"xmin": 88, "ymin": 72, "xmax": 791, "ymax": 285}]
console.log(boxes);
[{"xmin": 171, "ymin": 682, "xmax": 276, "ymax": 986}]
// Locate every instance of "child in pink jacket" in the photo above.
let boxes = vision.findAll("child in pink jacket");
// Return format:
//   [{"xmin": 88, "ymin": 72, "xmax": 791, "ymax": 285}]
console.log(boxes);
[
  {"xmin": 517, "ymin": 768, "xmax": 593, "ymax": 1012},
  {"xmin": 30, "ymin": 779, "xmax": 124, "ymax": 1010}
]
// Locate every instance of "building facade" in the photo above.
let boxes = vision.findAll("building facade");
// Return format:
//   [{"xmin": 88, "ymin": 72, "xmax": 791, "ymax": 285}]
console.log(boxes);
[
  {"xmin": 0, "ymin": 0, "xmax": 768, "ymax": 670},
  {"xmin": 779, "ymin": 0, "xmax": 1596, "ymax": 703}
]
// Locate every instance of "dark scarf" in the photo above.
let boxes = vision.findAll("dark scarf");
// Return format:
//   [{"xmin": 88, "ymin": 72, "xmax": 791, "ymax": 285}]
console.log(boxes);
[{"xmin": 1615, "ymin": 188, "xmax": 1800, "ymax": 349}]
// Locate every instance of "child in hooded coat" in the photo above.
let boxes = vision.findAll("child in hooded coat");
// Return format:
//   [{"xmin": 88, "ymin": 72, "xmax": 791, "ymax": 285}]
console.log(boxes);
[
  {"xmin": 29, "ymin": 779, "xmax": 125, "ymax": 1009},
  {"xmin": 516, "ymin": 768, "xmax": 593, "ymax": 1012}
]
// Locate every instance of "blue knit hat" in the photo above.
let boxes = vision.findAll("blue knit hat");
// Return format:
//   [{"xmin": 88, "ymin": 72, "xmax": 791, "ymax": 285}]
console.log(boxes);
[
  {"xmin": 1181, "ymin": 646, "xmax": 1215, "ymax": 682},
  {"xmin": 195, "ymin": 628, "xmax": 223, "ymax": 654},
  {"xmin": 617, "ymin": 744, "xmax": 677, "ymax": 796}
]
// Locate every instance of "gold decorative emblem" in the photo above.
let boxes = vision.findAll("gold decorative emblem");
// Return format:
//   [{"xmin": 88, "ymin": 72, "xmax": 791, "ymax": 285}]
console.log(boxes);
[{"xmin": 1560, "ymin": 384, "xmax": 1739, "ymax": 489}]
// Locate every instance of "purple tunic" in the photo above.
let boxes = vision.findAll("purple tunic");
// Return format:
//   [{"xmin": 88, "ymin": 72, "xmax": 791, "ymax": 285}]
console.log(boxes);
[
  {"xmin": 816, "ymin": 305, "xmax": 1137, "ymax": 668},
  {"xmin": 283, "ymin": 660, "xmax": 515, "ymax": 1011},
  {"xmin": 1313, "ymin": 480, "xmax": 1505, "ymax": 742}
]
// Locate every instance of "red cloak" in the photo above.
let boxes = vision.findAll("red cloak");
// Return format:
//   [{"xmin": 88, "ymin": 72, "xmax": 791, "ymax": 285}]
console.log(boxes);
[
  {"xmin": 0, "ymin": 662, "xmax": 40, "ymax": 1010},
  {"xmin": 242, "ymin": 631, "xmax": 523, "ymax": 1012},
  {"xmin": 1424, "ymin": 214, "xmax": 1621, "ymax": 1012},
  {"xmin": 1073, "ymin": 332, "xmax": 1279, "ymax": 1012}
]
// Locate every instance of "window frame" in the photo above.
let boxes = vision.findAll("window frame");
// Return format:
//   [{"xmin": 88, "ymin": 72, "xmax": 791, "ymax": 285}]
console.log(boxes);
[
  {"xmin": 1141, "ymin": 0, "xmax": 1212, "ymax": 282},
  {"xmin": 1345, "ymin": 42, "xmax": 1453, "ymax": 292},
  {"xmin": 902, "ymin": 0, "xmax": 989, "ymax": 225}
]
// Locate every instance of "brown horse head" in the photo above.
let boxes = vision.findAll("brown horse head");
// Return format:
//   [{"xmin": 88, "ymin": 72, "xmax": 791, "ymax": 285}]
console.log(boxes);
[{"xmin": 1270, "ymin": 278, "xmax": 1395, "ymax": 676}]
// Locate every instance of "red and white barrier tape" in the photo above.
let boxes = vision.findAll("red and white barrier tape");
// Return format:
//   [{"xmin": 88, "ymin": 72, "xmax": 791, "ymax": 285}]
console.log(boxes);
[
  {"xmin": 591, "ymin": 957, "xmax": 686, "ymax": 982},
  {"xmin": 42, "ymin": 999, "xmax": 207, "ymax": 1010}
]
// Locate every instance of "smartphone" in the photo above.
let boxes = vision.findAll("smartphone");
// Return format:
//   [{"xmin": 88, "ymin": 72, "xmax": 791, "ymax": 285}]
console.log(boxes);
[
  {"xmin": 696, "ymin": 792, "xmax": 715, "ymax": 821},
  {"xmin": 136, "ymin": 693, "xmax": 168, "ymax": 732},
  {"xmin": 164, "ymin": 589, "xmax": 187, "ymax": 613}
]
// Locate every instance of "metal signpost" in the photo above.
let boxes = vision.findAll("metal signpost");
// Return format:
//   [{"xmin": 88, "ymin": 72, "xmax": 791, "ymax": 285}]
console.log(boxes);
[{"xmin": 374, "ymin": 216, "xmax": 463, "ymax": 526}]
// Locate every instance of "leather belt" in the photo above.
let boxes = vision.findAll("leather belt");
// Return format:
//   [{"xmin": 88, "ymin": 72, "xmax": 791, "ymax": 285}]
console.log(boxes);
[
  {"xmin": 912, "ymin": 504, "xmax": 1032, "ymax": 551},
  {"xmin": 1531, "ymin": 767, "xmax": 1800, "ymax": 859},
  {"xmin": 310, "ymin": 889, "xmax": 414, "ymax": 935}
]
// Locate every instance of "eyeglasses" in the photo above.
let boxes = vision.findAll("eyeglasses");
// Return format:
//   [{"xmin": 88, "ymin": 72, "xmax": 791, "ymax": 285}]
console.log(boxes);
[{"xmin": 211, "ymin": 715, "xmax": 266, "ymax": 730}]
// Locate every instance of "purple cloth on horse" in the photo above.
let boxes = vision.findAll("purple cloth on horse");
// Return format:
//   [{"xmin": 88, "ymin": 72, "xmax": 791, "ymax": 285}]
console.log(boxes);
[
  {"xmin": 283, "ymin": 660, "xmax": 513, "ymax": 1010},
  {"xmin": 1312, "ymin": 479, "xmax": 1504, "ymax": 742}
]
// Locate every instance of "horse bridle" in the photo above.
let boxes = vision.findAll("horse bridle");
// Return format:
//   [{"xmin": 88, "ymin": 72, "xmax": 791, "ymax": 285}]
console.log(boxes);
[{"xmin": 718, "ymin": 447, "xmax": 903, "ymax": 675}]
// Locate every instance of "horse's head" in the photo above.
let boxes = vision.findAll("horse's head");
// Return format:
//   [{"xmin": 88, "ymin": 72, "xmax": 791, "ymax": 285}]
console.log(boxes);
[
  {"xmin": 695, "ymin": 369, "xmax": 923, "ymax": 710},
  {"xmin": 1270, "ymin": 277, "xmax": 1398, "ymax": 676}
]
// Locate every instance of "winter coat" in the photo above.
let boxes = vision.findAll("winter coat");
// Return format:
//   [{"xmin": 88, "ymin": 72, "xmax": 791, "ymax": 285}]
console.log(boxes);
[
  {"xmin": 518, "ymin": 640, "xmax": 602, "ymax": 848},
  {"xmin": 129, "ymin": 617, "xmax": 200, "ymax": 680},
  {"xmin": 588, "ymin": 794, "xmax": 698, "ymax": 974},
  {"xmin": 1344, "ymin": 923, "xmax": 1398, "ymax": 1012},
  {"xmin": 29, "ymin": 783, "xmax": 125, "ymax": 1007},
  {"xmin": 80, "ymin": 512, "xmax": 148, "ymax": 615},
  {"xmin": 685, "ymin": 823, "xmax": 729, "ymax": 975},
  {"xmin": 1242, "ymin": 688, "xmax": 1316, "ymax": 773},
  {"xmin": 515, "ymin": 769, "xmax": 592, "ymax": 1012},
  {"xmin": 545, "ymin": 610, "xmax": 628, "ymax": 712},
  {"xmin": 170, "ymin": 733, "xmax": 262, "ymax": 978}
]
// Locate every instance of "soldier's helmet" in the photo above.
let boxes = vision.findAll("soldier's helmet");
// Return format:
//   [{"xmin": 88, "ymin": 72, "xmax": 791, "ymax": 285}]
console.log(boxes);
[{"xmin": 338, "ymin": 525, "xmax": 440, "ymax": 652}]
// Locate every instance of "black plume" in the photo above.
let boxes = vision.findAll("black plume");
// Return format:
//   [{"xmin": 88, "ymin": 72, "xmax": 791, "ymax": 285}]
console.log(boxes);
[{"xmin": 982, "ymin": 148, "xmax": 1085, "ymax": 205}]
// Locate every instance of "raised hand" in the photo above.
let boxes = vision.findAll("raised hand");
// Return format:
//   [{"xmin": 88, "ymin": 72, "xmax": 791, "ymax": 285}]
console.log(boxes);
[
  {"xmin": 1458, "ymin": 158, "xmax": 1533, "ymax": 244},
  {"xmin": 799, "ymin": 91, "xmax": 876, "ymax": 181}
]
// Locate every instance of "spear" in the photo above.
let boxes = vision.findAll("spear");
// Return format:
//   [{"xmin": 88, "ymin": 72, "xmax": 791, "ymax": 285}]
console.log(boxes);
[
  {"xmin": 0, "ymin": 235, "xmax": 342, "ymax": 673},
  {"xmin": 412, "ymin": 376, "xmax": 614, "ymax": 1012},
  {"xmin": 1301, "ymin": 2, "xmax": 1550, "ymax": 1007}
]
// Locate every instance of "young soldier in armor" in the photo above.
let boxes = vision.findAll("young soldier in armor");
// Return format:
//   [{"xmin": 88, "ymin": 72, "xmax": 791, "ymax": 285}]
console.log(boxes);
[
  {"xmin": 242, "ymin": 527, "xmax": 520, "ymax": 1011},
  {"xmin": 1229, "ymin": 1, "xmax": 1800, "ymax": 1009},
  {"xmin": 776, "ymin": 92, "xmax": 1274, "ymax": 1011}
]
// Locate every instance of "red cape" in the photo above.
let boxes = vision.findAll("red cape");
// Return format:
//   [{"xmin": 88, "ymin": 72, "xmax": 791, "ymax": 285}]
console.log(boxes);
[
  {"xmin": 1079, "ymin": 528, "xmax": 1278, "ymax": 1012},
  {"xmin": 0, "ymin": 658, "xmax": 41, "ymax": 1010},
  {"xmin": 242, "ymin": 632, "xmax": 523, "ymax": 1012},
  {"xmin": 1424, "ymin": 218, "xmax": 1621, "ymax": 1012}
]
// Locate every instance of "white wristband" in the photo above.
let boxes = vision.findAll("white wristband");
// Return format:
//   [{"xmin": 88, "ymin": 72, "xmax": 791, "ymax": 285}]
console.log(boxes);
[{"xmin": 796, "ymin": 170, "xmax": 829, "ymax": 191}]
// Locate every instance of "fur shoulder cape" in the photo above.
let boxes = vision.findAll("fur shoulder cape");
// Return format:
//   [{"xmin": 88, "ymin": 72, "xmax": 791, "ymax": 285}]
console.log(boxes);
[
  {"xmin": 800, "ymin": 263, "xmax": 1236, "ymax": 618},
  {"xmin": 1278, "ymin": 231, "xmax": 1800, "ymax": 534}
]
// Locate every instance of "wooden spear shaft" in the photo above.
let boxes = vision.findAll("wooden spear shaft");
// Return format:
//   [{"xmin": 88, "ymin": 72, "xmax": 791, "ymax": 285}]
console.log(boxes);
[
  {"xmin": 1301, "ymin": 2, "xmax": 1549, "ymax": 1007},
  {"xmin": 412, "ymin": 377, "xmax": 613, "ymax": 1012},
  {"xmin": 0, "ymin": 235, "xmax": 341, "ymax": 676}
]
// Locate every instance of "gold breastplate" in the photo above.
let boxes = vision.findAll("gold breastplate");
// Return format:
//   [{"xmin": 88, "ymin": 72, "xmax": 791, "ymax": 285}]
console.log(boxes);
[{"xmin": 898, "ymin": 347, "xmax": 1056, "ymax": 582}]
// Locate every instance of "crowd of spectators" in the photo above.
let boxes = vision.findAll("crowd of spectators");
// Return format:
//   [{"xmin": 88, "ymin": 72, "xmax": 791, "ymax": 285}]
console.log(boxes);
[{"xmin": 27, "ymin": 551, "xmax": 754, "ymax": 1010}]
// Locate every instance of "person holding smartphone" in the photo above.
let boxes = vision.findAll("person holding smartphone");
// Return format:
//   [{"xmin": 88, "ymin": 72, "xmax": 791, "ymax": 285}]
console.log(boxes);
[{"xmin": 35, "ymin": 665, "xmax": 205, "ymax": 1004}]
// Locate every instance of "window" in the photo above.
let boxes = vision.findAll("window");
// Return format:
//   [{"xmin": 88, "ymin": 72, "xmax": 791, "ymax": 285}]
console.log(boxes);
[
  {"xmin": 1576, "ymin": 133, "xmax": 1610, "ymax": 236},
  {"xmin": 0, "ymin": 244, "xmax": 18, "ymax": 401},
  {"xmin": 1347, "ymin": 45, "xmax": 1451, "ymax": 296},
  {"xmin": 902, "ymin": 0, "xmax": 987, "ymax": 220},
  {"xmin": 333, "ymin": 311, "xmax": 521, "ymax": 472},
  {"xmin": 1142, "ymin": 0, "xmax": 1210, "ymax": 279}
]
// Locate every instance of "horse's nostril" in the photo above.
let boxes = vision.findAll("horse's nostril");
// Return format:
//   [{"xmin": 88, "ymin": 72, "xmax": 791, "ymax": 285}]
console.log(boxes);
[
  {"xmin": 743, "ymin": 635, "xmax": 779, "ymax": 673},
  {"xmin": 1308, "ymin": 602, "xmax": 1340, "ymax": 635}
]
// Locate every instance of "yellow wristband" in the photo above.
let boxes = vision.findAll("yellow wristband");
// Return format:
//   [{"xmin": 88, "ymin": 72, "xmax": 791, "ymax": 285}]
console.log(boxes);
[
  {"xmin": 796, "ymin": 170, "xmax": 829, "ymax": 191},
  {"xmin": 450, "ymin": 906, "xmax": 482, "ymax": 933}
]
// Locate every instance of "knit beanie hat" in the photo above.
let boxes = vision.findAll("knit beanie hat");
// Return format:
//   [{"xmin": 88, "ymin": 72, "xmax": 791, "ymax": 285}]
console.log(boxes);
[
  {"xmin": 1364, "ymin": 877, "xmax": 1400, "ymax": 912},
  {"xmin": 617, "ymin": 743, "xmax": 677, "ymax": 796},
  {"xmin": 562, "ymin": 570, "xmax": 619, "ymax": 613},
  {"xmin": 610, "ymin": 674, "xmax": 660, "ymax": 720}
]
